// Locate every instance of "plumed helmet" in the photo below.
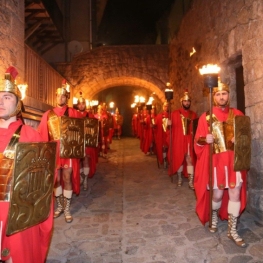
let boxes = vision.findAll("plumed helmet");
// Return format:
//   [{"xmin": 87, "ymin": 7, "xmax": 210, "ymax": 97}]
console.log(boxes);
[
  {"xmin": 77, "ymin": 91, "xmax": 85, "ymax": 103},
  {"xmin": 0, "ymin": 67, "xmax": 22, "ymax": 99},
  {"xmin": 213, "ymin": 78, "xmax": 230, "ymax": 94},
  {"xmin": 56, "ymin": 79, "xmax": 70, "ymax": 98},
  {"xmin": 213, "ymin": 78, "xmax": 230, "ymax": 106},
  {"xmin": 180, "ymin": 89, "xmax": 191, "ymax": 102}
]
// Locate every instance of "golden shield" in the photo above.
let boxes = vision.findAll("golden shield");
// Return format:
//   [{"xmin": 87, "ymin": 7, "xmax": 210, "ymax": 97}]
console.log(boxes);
[
  {"xmin": 84, "ymin": 117, "xmax": 99, "ymax": 148},
  {"xmin": 6, "ymin": 142, "xmax": 57, "ymax": 235},
  {"xmin": 60, "ymin": 116, "xmax": 85, "ymax": 158},
  {"xmin": 234, "ymin": 115, "xmax": 251, "ymax": 171}
]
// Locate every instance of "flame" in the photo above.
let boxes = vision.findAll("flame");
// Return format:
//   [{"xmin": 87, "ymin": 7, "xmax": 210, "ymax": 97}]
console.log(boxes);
[
  {"xmin": 190, "ymin": 47, "xmax": 196, "ymax": 57},
  {"xmin": 17, "ymin": 84, "xmax": 28, "ymax": 100},
  {"xmin": 90, "ymin": 100, "xmax": 99, "ymax": 106},
  {"xmin": 109, "ymin": 101, "xmax": 114, "ymax": 108},
  {"xmin": 139, "ymin": 96, "xmax": 145, "ymax": 103},
  {"xmin": 199, "ymin": 64, "xmax": 221, "ymax": 75},
  {"xmin": 165, "ymin": 88, "xmax": 173, "ymax": 92},
  {"xmin": 131, "ymin": 103, "xmax": 136, "ymax": 108},
  {"xmin": 72, "ymin": 97, "xmax": 78, "ymax": 104},
  {"xmin": 146, "ymin": 96, "xmax": 154, "ymax": 105},
  {"xmin": 134, "ymin": 95, "xmax": 139, "ymax": 103}
]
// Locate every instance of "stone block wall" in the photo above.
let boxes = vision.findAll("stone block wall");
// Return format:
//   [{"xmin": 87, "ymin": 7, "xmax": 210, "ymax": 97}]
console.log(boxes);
[
  {"xmin": 169, "ymin": 0, "xmax": 263, "ymax": 221},
  {"xmin": 55, "ymin": 45, "xmax": 169, "ymax": 103},
  {"xmin": 0, "ymin": 0, "xmax": 24, "ymax": 79}
]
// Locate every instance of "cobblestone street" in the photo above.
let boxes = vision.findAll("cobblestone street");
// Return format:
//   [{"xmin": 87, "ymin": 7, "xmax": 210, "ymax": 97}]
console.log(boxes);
[{"xmin": 47, "ymin": 137, "xmax": 263, "ymax": 263}]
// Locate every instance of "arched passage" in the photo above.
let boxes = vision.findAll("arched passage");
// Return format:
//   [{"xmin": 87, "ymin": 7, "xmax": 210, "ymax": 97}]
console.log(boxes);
[{"xmin": 55, "ymin": 45, "xmax": 169, "ymax": 104}]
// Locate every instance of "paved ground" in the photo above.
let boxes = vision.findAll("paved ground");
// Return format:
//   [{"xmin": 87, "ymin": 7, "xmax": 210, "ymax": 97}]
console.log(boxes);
[{"xmin": 46, "ymin": 137, "xmax": 263, "ymax": 263}]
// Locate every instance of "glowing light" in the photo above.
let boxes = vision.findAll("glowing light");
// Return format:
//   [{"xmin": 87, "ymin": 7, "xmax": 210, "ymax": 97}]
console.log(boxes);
[
  {"xmin": 139, "ymin": 96, "xmax": 145, "ymax": 103},
  {"xmin": 190, "ymin": 47, "xmax": 196, "ymax": 57},
  {"xmin": 17, "ymin": 84, "xmax": 28, "ymax": 100},
  {"xmin": 131, "ymin": 103, "xmax": 136, "ymax": 108},
  {"xmin": 199, "ymin": 64, "xmax": 221, "ymax": 75},
  {"xmin": 109, "ymin": 102, "xmax": 114, "ymax": 108}
]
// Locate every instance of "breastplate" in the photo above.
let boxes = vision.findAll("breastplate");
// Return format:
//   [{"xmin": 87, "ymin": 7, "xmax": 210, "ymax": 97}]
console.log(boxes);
[
  {"xmin": 206, "ymin": 110, "xmax": 234, "ymax": 154},
  {"xmin": 0, "ymin": 125, "xmax": 21, "ymax": 201},
  {"xmin": 180, "ymin": 115, "xmax": 191, "ymax": 135},
  {"xmin": 48, "ymin": 110, "xmax": 60, "ymax": 140},
  {"xmin": 0, "ymin": 154, "xmax": 14, "ymax": 201}
]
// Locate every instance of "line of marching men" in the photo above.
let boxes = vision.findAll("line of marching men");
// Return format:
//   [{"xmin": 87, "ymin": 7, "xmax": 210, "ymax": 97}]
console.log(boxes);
[
  {"xmin": 132, "ymin": 90, "xmax": 197, "ymax": 189},
  {"xmin": 0, "ymin": 67, "xmax": 125, "ymax": 263},
  {"xmin": 132, "ymin": 85, "xmax": 249, "ymax": 249},
  {"xmin": 38, "ymin": 89, "xmax": 124, "ymax": 224}
]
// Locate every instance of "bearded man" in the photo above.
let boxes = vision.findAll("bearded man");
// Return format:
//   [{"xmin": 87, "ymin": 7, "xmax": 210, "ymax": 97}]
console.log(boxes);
[
  {"xmin": 168, "ymin": 90, "xmax": 198, "ymax": 189},
  {"xmin": 194, "ymin": 80, "xmax": 248, "ymax": 247}
]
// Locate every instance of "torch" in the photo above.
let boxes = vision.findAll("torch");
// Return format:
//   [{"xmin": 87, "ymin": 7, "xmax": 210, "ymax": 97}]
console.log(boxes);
[
  {"xmin": 199, "ymin": 64, "xmax": 220, "ymax": 229},
  {"xmin": 165, "ymin": 83, "xmax": 174, "ymax": 177}
]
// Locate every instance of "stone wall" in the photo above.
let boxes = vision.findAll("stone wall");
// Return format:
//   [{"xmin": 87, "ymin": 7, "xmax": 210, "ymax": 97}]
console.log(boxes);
[
  {"xmin": 55, "ymin": 45, "xmax": 169, "ymax": 103},
  {"xmin": 0, "ymin": 0, "xmax": 24, "ymax": 79},
  {"xmin": 169, "ymin": 0, "xmax": 263, "ymax": 221}
]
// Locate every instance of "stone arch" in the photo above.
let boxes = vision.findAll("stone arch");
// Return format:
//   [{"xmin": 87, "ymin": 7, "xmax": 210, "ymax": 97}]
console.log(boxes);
[
  {"xmin": 78, "ymin": 76, "xmax": 166, "ymax": 102},
  {"xmin": 55, "ymin": 45, "xmax": 169, "ymax": 103}
]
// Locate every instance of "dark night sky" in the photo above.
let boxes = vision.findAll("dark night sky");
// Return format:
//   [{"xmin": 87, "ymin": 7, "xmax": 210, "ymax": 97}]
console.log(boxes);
[{"xmin": 97, "ymin": 0, "xmax": 175, "ymax": 45}]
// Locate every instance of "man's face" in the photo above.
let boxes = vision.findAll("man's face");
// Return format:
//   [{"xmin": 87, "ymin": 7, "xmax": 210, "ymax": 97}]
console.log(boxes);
[
  {"xmin": 182, "ymin": 100, "xmax": 191, "ymax": 110},
  {"xmin": 77, "ymin": 102, "xmax": 86, "ymax": 112},
  {"xmin": 214, "ymin": 91, "xmax": 229, "ymax": 107},
  {"xmin": 56, "ymin": 94, "xmax": 67, "ymax": 107},
  {"xmin": 0, "ymin": 92, "xmax": 17, "ymax": 120},
  {"xmin": 163, "ymin": 105, "xmax": 168, "ymax": 112}
]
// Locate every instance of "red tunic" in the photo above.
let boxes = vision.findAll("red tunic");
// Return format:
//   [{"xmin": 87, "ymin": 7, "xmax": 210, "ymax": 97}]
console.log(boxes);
[
  {"xmin": 167, "ymin": 108, "xmax": 198, "ymax": 176},
  {"xmin": 155, "ymin": 111, "xmax": 168, "ymax": 165},
  {"xmin": 141, "ymin": 113, "xmax": 154, "ymax": 154},
  {"xmin": 79, "ymin": 111, "xmax": 97, "ymax": 178},
  {"xmin": 194, "ymin": 107, "xmax": 247, "ymax": 225},
  {"xmin": 132, "ymin": 113, "xmax": 138, "ymax": 136},
  {"xmin": 38, "ymin": 105, "xmax": 82, "ymax": 194},
  {"xmin": 0, "ymin": 119, "xmax": 53, "ymax": 263}
]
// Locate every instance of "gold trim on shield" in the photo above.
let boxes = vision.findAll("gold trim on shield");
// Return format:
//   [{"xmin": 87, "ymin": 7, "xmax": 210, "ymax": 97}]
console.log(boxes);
[{"xmin": 6, "ymin": 142, "xmax": 57, "ymax": 235}]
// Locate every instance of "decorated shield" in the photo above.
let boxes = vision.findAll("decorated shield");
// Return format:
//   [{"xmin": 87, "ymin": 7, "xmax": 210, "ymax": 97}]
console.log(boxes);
[
  {"xmin": 6, "ymin": 141, "xmax": 56, "ymax": 235},
  {"xmin": 84, "ymin": 117, "xmax": 99, "ymax": 147},
  {"xmin": 60, "ymin": 116, "xmax": 85, "ymax": 158},
  {"xmin": 234, "ymin": 115, "xmax": 251, "ymax": 171}
]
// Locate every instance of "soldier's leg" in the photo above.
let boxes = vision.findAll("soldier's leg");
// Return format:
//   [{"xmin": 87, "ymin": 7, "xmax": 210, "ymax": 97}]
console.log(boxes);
[
  {"xmin": 210, "ymin": 189, "xmax": 223, "ymax": 232},
  {"xmin": 162, "ymin": 146, "xmax": 168, "ymax": 169},
  {"xmin": 177, "ymin": 165, "xmax": 183, "ymax": 186},
  {"xmin": 54, "ymin": 169, "xmax": 63, "ymax": 218},
  {"xmin": 228, "ymin": 185, "xmax": 246, "ymax": 247},
  {"xmin": 62, "ymin": 167, "xmax": 73, "ymax": 223},
  {"xmin": 186, "ymin": 154, "xmax": 194, "ymax": 190},
  {"xmin": 83, "ymin": 155, "xmax": 90, "ymax": 191}
]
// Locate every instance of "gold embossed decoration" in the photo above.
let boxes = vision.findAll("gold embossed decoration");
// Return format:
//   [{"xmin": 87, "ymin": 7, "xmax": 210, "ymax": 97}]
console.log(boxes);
[
  {"xmin": 84, "ymin": 117, "xmax": 99, "ymax": 148},
  {"xmin": 60, "ymin": 116, "xmax": 85, "ymax": 158},
  {"xmin": 6, "ymin": 142, "xmax": 57, "ymax": 235},
  {"xmin": 234, "ymin": 115, "xmax": 251, "ymax": 171}
]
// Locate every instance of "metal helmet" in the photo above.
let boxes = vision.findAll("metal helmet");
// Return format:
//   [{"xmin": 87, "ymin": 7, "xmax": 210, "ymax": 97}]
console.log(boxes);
[
  {"xmin": 56, "ymin": 79, "xmax": 70, "ymax": 99},
  {"xmin": 77, "ymin": 91, "xmax": 86, "ymax": 104},
  {"xmin": 213, "ymin": 78, "xmax": 230, "ymax": 106},
  {"xmin": 213, "ymin": 78, "xmax": 230, "ymax": 94},
  {"xmin": 0, "ymin": 67, "xmax": 23, "ymax": 118},
  {"xmin": 180, "ymin": 89, "xmax": 191, "ymax": 102}
]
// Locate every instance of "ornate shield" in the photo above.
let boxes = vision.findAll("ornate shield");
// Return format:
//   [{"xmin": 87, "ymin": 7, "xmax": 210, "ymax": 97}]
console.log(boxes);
[
  {"xmin": 60, "ymin": 116, "xmax": 85, "ymax": 158},
  {"xmin": 6, "ymin": 142, "xmax": 57, "ymax": 236},
  {"xmin": 84, "ymin": 117, "xmax": 99, "ymax": 147},
  {"xmin": 234, "ymin": 115, "xmax": 251, "ymax": 171}
]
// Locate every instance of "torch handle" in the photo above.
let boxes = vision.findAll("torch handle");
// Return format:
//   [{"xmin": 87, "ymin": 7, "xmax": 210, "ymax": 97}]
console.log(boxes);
[{"xmin": 209, "ymin": 89, "xmax": 213, "ymax": 229}]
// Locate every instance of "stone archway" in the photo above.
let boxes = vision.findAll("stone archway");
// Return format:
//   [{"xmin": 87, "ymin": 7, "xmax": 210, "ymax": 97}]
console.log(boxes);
[{"xmin": 55, "ymin": 45, "xmax": 169, "ymax": 103}]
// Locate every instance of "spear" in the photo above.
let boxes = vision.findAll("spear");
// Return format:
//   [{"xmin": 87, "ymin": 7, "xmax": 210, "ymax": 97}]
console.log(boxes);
[
  {"xmin": 165, "ymin": 84, "xmax": 174, "ymax": 181},
  {"xmin": 199, "ymin": 65, "xmax": 220, "ymax": 229}
]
